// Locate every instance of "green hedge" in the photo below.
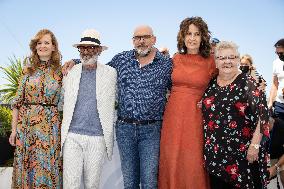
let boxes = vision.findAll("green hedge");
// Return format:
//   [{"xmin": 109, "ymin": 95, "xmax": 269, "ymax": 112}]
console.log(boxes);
[{"xmin": 0, "ymin": 106, "xmax": 12, "ymax": 137}]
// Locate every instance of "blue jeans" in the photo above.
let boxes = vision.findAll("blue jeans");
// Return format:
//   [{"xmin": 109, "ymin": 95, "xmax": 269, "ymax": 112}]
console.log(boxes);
[{"xmin": 116, "ymin": 120, "xmax": 161, "ymax": 189}]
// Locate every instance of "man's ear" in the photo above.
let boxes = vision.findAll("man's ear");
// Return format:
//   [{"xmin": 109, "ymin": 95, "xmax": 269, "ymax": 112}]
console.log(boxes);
[
  {"xmin": 99, "ymin": 47, "xmax": 103, "ymax": 55},
  {"xmin": 152, "ymin": 36, "xmax": 157, "ymax": 45}
]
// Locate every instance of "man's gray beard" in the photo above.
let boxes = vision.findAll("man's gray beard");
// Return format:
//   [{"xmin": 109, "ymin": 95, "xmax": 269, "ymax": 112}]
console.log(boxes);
[
  {"xmin": 81, "ymin": 54, "xmax": 98, "ymax": 65},
  {"xmin": 135, "ymin": 47, "xmax": 152, "ymax": 57}
]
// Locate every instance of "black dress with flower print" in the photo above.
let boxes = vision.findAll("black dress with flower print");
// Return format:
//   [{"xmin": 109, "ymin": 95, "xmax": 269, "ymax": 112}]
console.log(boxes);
[{"xmin": 202, "ymin": 73, "xmax": 270, "ymax": 189}]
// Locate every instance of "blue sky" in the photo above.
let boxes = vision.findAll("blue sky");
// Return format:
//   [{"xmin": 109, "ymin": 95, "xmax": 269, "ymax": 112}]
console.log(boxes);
[{"xmin": 0, "ymin": 0, "xmax": 283, "ymax": 92}]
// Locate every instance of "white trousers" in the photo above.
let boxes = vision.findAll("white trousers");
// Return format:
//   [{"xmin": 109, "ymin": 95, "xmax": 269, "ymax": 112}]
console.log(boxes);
[{"xmin": 63, "ymin": 133, "xmax": 106, "ymax": 189}]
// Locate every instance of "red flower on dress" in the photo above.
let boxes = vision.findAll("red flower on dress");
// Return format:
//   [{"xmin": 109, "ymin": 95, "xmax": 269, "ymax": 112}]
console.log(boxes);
[
  {"xmin": 239, "ymin": 144, "xmax": 246, "ymax": 152},
  {"xmin": 208, "ymin": 120, "xmax": 219, "ymax": 130},
  {"xmin": 252, "ymin": 89, "xmax": 260, "ymax": 97},
  {"xmin": 229, "ymin": 121, "xmax": 237, "ymax": 129},
  {"xmin": 208, "ymin": 120, "xmax": 215, "ymax": 131},
  {"xmin": 205, "ymin": 137, "xmax": 211, "ymax": 145},
  {"xmin": 203, "ymin": 96, "xmax": 215, "ymax": 109},
  {"xmin": 229, "ymin": 84, "xmax": 235, "ymax": 91},
  {"xmin": 214, "ymin": 144, "xmax": 219, "ymax": 153},
  {"xmin": 225, "ymin": 164, "xmax": 239, "ymax": 180},
  {"xmin": 235, "ymin": 102, "xmax": 247, "ymax": 116},
  {"xmin": 242, "ymin": 127, "xmax": 251, "ymax": 137}
]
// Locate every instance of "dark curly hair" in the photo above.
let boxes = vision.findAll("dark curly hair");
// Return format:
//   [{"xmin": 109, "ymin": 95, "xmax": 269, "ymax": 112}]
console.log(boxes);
[
  {"xmin": 177, "ymin": 16, "xmax": 211, "ymax": 58},
  {"xmin": 25, "ymin": 29, "xmax": 61, "ymax": 75}
]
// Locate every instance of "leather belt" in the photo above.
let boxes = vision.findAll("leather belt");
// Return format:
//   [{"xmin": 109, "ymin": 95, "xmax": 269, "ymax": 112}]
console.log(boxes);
[
  {"xmin": 118, "ymin": 117, "xmax": 161, "ymax": 125},
  {"xmin": 23, "ymin": 103, "xmax": 56, "ymax": 107}
]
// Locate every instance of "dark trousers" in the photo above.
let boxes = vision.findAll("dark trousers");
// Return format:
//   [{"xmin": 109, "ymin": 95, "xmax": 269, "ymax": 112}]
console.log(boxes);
[
  {"xmin": 209, "ymin": 174, "xmax": 235, "ymax": 189},
  {"xmin": 270, "ymin": 101, "xmax": 284, "ymax": 158}
]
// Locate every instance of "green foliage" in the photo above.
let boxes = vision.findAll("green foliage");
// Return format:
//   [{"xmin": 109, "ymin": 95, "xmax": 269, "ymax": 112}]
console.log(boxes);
[
  {"xmin": 2, "ymin": 158, "xmax": 14, "ymax": 167},
  {"xmin": 0, "ymin": 106, "xmax": 12, "ymax": 137},
  {"xmin": 0, "ymin": 56, "xmax": 25, "ymax": 103}
]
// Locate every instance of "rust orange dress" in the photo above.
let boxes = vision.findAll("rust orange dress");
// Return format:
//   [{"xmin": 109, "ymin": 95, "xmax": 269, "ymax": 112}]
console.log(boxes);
[{"xmin": 158, "ymin": 53, "xmax": 215, "ymax": 189}]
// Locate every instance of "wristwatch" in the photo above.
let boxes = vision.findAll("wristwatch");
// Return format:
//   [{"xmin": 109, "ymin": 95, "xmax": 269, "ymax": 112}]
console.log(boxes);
[{"xmin": 250, "ymin": 144, "xmax": 261, "ymax": 150}]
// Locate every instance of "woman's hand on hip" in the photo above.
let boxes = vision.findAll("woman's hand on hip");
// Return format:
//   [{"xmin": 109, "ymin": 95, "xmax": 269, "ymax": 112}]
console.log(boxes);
[
  {"xmin": 246, "ymin": 144, "xmax": 260, "ymax": 163},
  {"xmin": 9, "ymin": 131, "xmax": 16, "ymax": 146}
]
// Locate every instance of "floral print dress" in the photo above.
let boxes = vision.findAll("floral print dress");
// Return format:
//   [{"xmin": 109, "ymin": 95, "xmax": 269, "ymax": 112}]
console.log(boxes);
[
  {"xmin": 202, "ymin": 73, "xmax": 270, "ymax": 188},
  {"xmin": 11, "ymin": 61, "xmax": 63, "ymax": 189}
]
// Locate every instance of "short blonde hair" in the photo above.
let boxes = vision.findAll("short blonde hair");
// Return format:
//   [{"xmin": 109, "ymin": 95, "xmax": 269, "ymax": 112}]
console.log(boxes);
[
  {"xmin": 215, "ymin": 41, "xmax": 239, "ymax": 58},
  {"xmin": 240, "ymin": 54, "xmax": 253, "ymax": 66}
]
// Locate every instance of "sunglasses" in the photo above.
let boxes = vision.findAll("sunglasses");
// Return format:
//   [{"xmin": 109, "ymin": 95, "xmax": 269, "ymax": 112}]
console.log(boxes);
[
  {"xmin": 77, "ymin": 46, "xmax": 100, "ymax": 53},
  {"xmin": 211, "ymin": 38, "xmax": 220, "ymax": 44}
]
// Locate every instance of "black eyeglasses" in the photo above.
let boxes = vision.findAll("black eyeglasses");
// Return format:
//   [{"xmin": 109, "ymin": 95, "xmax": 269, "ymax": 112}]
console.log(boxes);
[
  {"xmin": 77, "ymin": 46, "xmax": 99, "ymax": 53},
  {"xmin": 132, "ymin": 35, "xmax": 153, "ymax": 41},
  {"xmin": 216, "ymin": 55, "xmax": 239, "ymax": 61}
]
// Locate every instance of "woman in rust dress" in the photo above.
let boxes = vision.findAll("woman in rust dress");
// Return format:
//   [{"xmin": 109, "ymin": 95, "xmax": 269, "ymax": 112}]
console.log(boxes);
[{"xmin": 159, "ymin": 17, "xmax": 215, "ymax": 189}]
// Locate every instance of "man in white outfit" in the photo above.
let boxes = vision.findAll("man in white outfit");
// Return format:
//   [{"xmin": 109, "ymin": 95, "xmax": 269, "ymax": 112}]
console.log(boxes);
[
  {"xmin": 268, "ymin": 38, "xmax": 284, "ymax": 188},
  {"xmin": 61, "ymin": 29, "xmax": 117, "ymax": 189}
]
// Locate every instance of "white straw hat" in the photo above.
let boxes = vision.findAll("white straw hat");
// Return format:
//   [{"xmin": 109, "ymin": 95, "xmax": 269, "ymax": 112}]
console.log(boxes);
[{"xmin": 73, "ymin": 29, "xmax": 108, "ymax": 50}]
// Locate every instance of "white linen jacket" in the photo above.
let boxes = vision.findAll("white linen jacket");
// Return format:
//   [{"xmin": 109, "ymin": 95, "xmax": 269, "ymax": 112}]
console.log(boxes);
[{"xmin": 61, "ymin": 63, "xmax": 117, "ymax": 160}]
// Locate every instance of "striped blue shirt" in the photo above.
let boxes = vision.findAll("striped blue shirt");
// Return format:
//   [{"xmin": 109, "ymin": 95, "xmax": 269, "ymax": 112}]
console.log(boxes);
[{"xmin": 108, "ymin": 50, "xmax": 172, "ymax": 120}]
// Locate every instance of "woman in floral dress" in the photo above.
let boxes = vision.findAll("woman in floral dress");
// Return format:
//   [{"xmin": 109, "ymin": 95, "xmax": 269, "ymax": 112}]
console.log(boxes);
[
  {"xmin": 202, "ymin": 41, "xmax": 270, "ymax": 188},
  {"xmin": 9, "ymin": 29, "xmax": 63, "ymax": 189}
]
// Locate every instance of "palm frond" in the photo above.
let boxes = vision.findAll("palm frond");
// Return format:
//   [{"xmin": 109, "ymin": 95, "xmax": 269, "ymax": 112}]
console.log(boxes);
[{"xmin": 0, "ymin": 56, "xmax": 24, "ymax": 104}]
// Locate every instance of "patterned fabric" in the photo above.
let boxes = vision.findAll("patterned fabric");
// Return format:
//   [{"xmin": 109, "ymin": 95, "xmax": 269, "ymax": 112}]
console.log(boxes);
[
  {"xmin": 11, "ymin": 61, "xmax": 63, "ymax": 189},
  {"xmin": 107, "ymin": 50, "xmax": 172, "ymax": 120},
  {"xmin": 202, "ymin": 73, "xmax": 270, "ymax": 188}
]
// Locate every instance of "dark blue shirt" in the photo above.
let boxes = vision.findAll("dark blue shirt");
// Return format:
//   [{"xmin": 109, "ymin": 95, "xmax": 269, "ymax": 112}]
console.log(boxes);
[
  {"xmin": 74, "ymin": 49, "xmax": 172, "ymax": 120},
  {"xmin": 108, "ymin": 50, "xmax": 172, "ymax": 121}
]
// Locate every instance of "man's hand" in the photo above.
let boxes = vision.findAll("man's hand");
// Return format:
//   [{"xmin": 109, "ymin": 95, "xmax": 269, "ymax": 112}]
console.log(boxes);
[
  {"xmin": 268, "ymin": 165, "xmax": 277, "ymax": 179},
  {"xmin": 62, "ymin": 60, "xmax": 75, "ymax": 76}
]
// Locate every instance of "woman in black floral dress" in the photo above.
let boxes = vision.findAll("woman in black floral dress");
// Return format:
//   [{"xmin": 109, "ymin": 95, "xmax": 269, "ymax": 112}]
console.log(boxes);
[{"xmin": 202, "ymin": 41, "xmax": 270, "ymax": 189}]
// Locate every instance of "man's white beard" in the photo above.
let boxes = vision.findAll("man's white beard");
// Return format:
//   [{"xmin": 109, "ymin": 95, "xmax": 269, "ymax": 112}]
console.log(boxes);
[
  {"xmin": 136, "ymin": 46, "xmax": 152, "ymax": 57},
  {"xmin": 81, "ymin": 54, "xmax": 98, "ymax": 65}
]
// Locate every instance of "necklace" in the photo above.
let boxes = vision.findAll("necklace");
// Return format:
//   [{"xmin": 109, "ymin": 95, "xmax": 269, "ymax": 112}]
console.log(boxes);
[{"xmin": 217, "ymin": 72, "xmax": 239, "ymax": 87}]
